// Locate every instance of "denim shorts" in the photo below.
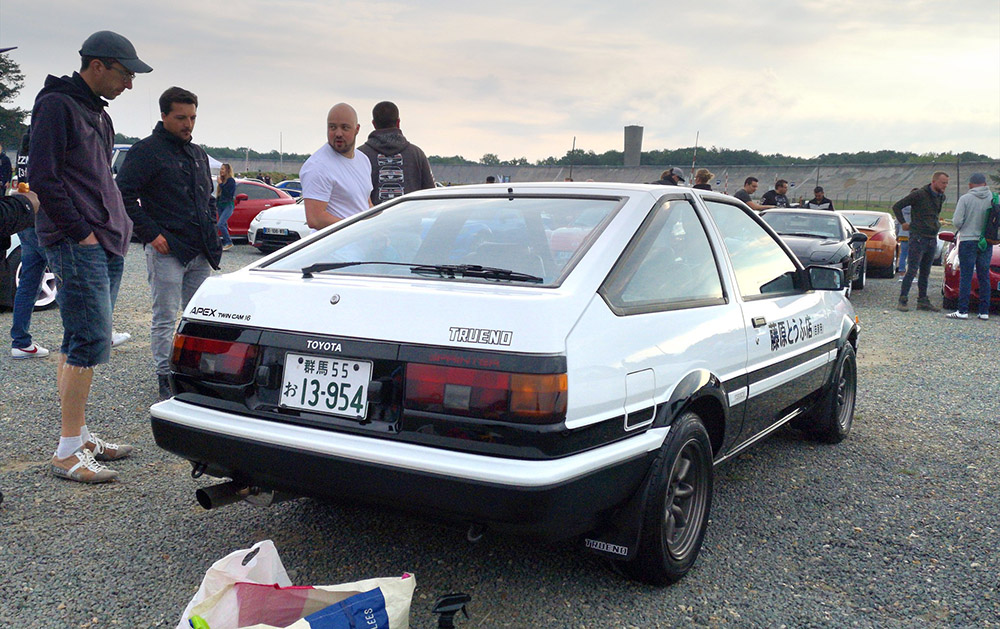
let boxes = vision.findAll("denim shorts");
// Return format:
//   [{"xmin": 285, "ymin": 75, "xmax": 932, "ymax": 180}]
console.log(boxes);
[{"xmin": 44, "ymin": 239, "xmax": 124, "ymax": 368}]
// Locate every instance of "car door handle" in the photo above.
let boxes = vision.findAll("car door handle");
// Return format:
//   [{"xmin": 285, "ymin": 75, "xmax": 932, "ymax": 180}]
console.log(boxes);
[{"xmin": 752, "ymin": 316, "xmax": 767, "ymax": 328}]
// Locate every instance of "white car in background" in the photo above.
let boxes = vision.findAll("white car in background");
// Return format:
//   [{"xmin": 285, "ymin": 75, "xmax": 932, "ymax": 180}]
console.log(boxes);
[
  {"xmin": 152, "ymin": 183, "xmax": 860, "ymax": 586},
  {"xmin": 247, "ymin": 197, "xmax": 312, "ymax": 254},
  {"xmin": 2, "ymin": 234, "xmax": 58, "ymax": 311}
]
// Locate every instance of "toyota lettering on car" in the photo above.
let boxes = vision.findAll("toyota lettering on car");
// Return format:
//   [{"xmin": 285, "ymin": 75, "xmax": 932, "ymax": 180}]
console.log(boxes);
[{"xmin": 150, "ymin": 183, "xmax": 860, "ymax": 585}]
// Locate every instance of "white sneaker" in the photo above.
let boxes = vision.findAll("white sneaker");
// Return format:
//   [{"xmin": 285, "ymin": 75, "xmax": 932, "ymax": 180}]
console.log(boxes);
[
  {"xmin": 111, "ymin": 331, "xmax": 132, "ymax": 348},
  {"xmin": 978, "ymin": 314, "xmax": 990, "ymax": 321},
  {"xmin": 11, "ymin": 343, "xmax": 50, "ymax": 359},
  {"xmin": 945, "ymin": 311, "xmax": 968, "ymax": 320}
]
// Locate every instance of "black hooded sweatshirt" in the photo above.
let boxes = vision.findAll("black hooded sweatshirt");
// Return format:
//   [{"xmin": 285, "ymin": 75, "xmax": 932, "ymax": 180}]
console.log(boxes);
[{"xmin": 358, "ymin": 128, "xmax": 435, "ymax": 204}]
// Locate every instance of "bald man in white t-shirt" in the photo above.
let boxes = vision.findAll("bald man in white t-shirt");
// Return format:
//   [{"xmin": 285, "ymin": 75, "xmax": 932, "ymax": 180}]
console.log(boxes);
[{"xmin": 301, "ymin": 103, "xmax": 373, "ymax": 230}]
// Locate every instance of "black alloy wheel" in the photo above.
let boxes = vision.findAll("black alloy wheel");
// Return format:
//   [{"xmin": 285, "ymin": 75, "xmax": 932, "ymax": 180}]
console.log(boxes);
[
  {"xmin": 810, "ymin": 344, "xmax": 857, "ymax": 443},
  {"xmin": 620, "ymin": 411, "xmax": 713, "ymax": 586}
]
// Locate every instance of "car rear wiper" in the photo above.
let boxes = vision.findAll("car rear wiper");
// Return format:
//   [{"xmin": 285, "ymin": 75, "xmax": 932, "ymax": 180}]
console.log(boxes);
[
  {"xmin": 411, "ymin": 264, "xmax": 544, "ymax": 283},
  {"xmin": 301, "ymin": 261, "xmax": 416, "ymax": 278},
  {"xmin": 302, "ymin": 261, "xmax": 544, "ymax": 283}
]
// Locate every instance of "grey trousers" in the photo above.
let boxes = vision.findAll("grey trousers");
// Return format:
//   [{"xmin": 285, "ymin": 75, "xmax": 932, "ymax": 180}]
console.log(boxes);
[{"xmin": 146, "ymin": 246, "xmax": 213, "ymax": 375}]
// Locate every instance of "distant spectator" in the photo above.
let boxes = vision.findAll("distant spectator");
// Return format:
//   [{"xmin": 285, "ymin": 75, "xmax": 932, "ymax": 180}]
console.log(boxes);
[
  {"xmin": 564, "ymin": 177, "xmax": 573, "ymax": 182},
  {"xmin": 945, "ymin": 173, "xmax": 994, "ymax": 320},
  {"xmin": 692, "ymin": 168, "xmax": 714, "ymax": 190},
  {"xmin": 895, "ymin": 188, "xmax": 918, "ymax": 276},
  {"xmin": 761, "ymin": 180, "xmax": 791, "ymax": 208},
  {"xmin": 805, "ymin": 186, "xmax": 835, "ymax": 211},
  {"xmin": 485, "ymin": 175, "xmax": 496, "ymax": 183},
  {"xmin": 733, "ymin": 177, "xmax": 774, "ymax": 211},
  {"xmin": 263, "ymin": 173, "xmax": 271, "ymax": 185},
  {"xmin": 358, "ymin": 101, "xmax": 435, "ymax": 205},
  {"xmin": 216, "ymin": 163, "xmax": 236, "ymax": 251},
  {"xmin": 893, "ymin": 171, "xmax": 949, "ymax": 312},
  {"xmin": 651, "ymin": 167, "xmax": 684, "ymax": 186}
]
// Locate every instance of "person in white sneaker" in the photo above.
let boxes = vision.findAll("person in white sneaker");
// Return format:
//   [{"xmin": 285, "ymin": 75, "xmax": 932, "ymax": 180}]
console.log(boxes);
[
  {"xmin": 30, "ymin": 31, "xmax": 151, "ymax": 482},
  {"xmin": 946, "ymin": 173, "xmax": 994, "ymax": 321}
]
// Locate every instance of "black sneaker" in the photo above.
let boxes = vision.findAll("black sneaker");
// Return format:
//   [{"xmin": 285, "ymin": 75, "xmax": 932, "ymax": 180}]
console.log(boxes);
[
  {"xmin": 158, "ymin": 374, "xmax": 172, "ymax": 401},
  {"xmin": 897, "ymin": 297, "xmax": 909, "ymax": 312},
  {"xmin": 917, "ymin": 298, "xmax": 939, "ymax": 312}
]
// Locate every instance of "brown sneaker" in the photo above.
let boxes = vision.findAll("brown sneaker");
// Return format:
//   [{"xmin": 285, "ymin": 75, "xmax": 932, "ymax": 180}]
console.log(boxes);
[
  {"xmin": 84, "ymin": 434, "xmax": 133, "ymax": 461},
  {"xmin": 897, "ymin": 298, "xmax": 909, "ymax": 312},
  {"xmin": 51, "ymin": 449, "xmax": 118, "ymax": 484},
  {"xmin": 917, "ymin": 298, "xmax": 940, "ymax": 312}
]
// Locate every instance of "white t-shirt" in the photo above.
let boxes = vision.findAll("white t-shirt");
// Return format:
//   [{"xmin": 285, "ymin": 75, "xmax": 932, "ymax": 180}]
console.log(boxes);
[{"xmin": 300, "ymin": 144, "xmax": 373, "ymax": 220}]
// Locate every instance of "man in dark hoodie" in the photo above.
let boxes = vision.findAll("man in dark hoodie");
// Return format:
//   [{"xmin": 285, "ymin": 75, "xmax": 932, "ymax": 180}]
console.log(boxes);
[
  {"xmin": 358, "ymin": 101, "xmax": 435, "ymax": 204},
  {"xmin": 29, "ymin": 31, "xmax": 151, "ymax": 484},
  {"xmin": 116, "ymin": 87, "xmax": 222, "ymax": 401},
  {"xmin": 893, "ymin": 171, "xmax": 949, "ymax": 312}
]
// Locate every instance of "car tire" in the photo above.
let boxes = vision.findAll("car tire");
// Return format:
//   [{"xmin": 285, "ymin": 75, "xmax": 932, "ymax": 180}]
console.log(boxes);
[
  {"xmin": 619, "ymin": 411, "xmax": 713, "ymax": 586},
  {"xmin": 806, "ymin": 344, "xmax": 857, "ymax": 444},
  {"xmin": 5, "ymin": 247, "xmax": 59, "ymax": 311},
  {"xmin": 851, "ymin": 258, "xmax": 866, "ymax": 290}
]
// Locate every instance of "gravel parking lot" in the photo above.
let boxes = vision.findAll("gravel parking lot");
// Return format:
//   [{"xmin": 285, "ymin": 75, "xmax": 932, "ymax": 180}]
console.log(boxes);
[{"xmin": 1, "ymin": 244, "xmax": 998, "ymax": 627}]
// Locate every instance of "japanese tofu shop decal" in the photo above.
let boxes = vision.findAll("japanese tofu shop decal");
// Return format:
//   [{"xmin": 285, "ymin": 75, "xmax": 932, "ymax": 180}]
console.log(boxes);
[{"xmin": 768, "ymin": 316, "xmax": 823, "ymax": 352}]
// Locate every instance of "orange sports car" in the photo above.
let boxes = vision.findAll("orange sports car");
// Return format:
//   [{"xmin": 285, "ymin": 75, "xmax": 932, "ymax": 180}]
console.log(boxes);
[{"xmin": 840, "ymin": 210, "xmax": 899, "ymax": 277}]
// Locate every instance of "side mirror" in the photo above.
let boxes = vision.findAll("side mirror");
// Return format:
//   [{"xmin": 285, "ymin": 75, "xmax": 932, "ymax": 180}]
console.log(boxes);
[
  {"xmin": 235, "ymin": 193, "xmax": 249, "ymax": 204},
  {"xmin": 804, "ymin": 265, "xmax": 844, "ymax": 291},
  {"xmin": 938, "ymin": 231, "xmax": 955, "ymax": 243},
  {"xmin": 850, "ymin": 232, "xmax": 868, "ymax": 244}
]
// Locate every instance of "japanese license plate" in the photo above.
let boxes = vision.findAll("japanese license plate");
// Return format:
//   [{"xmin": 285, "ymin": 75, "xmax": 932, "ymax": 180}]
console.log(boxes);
[
  {"xmin": 280, "ymin": 353, "xmax": 371, "ymax": 419},
  {"xmin": 263, "ymin": 227, "xmax": 289, "ymax": 235}
]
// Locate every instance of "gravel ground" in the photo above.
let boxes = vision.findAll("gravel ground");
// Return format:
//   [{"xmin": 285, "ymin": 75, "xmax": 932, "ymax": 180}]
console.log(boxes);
[{"xmin": 1, "ymin": 245, "xmax": 998, "ymax": 628}]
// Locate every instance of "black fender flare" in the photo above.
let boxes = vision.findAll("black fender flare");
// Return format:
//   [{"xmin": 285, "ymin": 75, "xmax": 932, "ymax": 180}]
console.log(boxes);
[{"xmin": 583, "ymin": 369, "xmax": 728, "ymax": 562}]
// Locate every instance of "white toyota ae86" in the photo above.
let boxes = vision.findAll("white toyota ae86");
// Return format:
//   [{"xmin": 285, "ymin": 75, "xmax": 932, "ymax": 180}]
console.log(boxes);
[{"xmin": 151, "ymin": 182, "xmax": 860, "ymax": 585}]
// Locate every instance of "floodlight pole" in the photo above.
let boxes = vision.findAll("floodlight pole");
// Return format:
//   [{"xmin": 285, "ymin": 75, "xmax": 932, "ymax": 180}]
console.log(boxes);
[{"xmin": 568, "ymin": 136, "xmax": 576, "ymax": 181}]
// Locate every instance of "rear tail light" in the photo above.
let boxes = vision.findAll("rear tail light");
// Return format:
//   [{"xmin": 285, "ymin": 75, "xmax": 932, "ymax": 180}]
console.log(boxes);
[
  {"xmin": 405, "ymin": 364, "xmax": 567, "ymax": 424},
  {"xmin": 867, "ymin": 231, "xmax": 887, "ymax": 242},
  {"xmin": 171, "ymin": 333, "xmax": 259, "ymax": 384}
]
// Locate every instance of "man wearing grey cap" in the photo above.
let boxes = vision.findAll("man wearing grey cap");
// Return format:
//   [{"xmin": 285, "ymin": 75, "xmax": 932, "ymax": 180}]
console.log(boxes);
[
  {"xmin": 651, "ymin": 167, "xmax": 685, "ymax": 186},
  {"xmin": 945, "ymin": 173, "xmax": 995, "ymax": 321},
  {"xmin": 28, "ymin": 31, "xmax": 151, "ymax": 484}
]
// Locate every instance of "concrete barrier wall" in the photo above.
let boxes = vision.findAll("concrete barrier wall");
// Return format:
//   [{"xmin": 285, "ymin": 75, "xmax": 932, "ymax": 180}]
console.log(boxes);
[
  {"xmin": 431, "ymin": 162, "xmax": 1000, "ymax": 206},
  {"xmin": 227, "ymin": 158, "xmax": 999, "ymax": 207}
]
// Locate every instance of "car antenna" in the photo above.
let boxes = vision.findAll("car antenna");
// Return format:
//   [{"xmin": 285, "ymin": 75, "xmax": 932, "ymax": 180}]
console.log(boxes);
[{"xmin": 431, "ymin": 593, "xmax": 471, "ymax": 628}]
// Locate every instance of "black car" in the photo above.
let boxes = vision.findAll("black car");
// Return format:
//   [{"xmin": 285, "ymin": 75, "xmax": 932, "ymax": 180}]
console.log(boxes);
[{"xmin": 761, "ymin": 209, "xmax": 868, "ymax": 295}]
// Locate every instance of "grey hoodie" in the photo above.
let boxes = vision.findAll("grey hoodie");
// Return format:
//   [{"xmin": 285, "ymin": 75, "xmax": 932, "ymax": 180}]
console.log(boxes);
[
  {"xmin": 952, "ymin": 185, "xmax": 994, "ymax": 243},
  {"xmin": 358, "ymin": 128, "xmax": 435, "ymax": 205}
]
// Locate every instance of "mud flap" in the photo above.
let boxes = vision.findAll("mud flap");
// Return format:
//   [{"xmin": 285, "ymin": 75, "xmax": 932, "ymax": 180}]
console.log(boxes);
[{"xmin": 581, "ymin": 457, "xmax": 659, "ymax": 562}]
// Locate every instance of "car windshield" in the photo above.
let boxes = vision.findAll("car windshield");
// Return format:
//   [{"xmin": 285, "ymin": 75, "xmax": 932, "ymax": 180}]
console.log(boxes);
[
  {"xmin": 260, "ymin": 195, "xmax": 622, "ymax": 286},
  {"xmin": 841, "ymin": 212, "xmax": 882, "ymax": 229},
  {"xmin": 762, "ymin": 212, "xmax": 843, "ymax": 239}
]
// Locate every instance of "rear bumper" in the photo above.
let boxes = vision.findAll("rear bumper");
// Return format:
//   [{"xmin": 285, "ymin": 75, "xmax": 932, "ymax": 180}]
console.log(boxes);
[{"xmin": 150, "ymin": 399, "xmax": 664, "ymax": 539}]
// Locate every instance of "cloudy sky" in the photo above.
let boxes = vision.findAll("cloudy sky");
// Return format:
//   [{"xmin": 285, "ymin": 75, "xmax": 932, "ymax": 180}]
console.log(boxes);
[{"xmin": 3, "ymin": 0, "xmax": 999, "ymax": 162}]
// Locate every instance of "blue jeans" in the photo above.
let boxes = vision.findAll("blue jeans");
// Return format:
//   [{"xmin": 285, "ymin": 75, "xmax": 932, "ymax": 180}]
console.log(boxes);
[
  {"xmin": 897, "ymin": 239, "xmax": 909, "ymax": 273},
  {"xmin": 44, "ymin": 239, "xmax": 124, "ymax": 367},
  {"xmin": 217, "ymin": 201, "xmax": 235, "ymax": 246},
  {"xmin": 9, "ymin": 228, "xmax": 46, "ymax": 349},
  {"xmin": 957, "ymin": 240, "xmax": 992, "ymax": 315},
  {"xmin": 899, "ymin": 234, "xmax": 936, "ymax": 300}
]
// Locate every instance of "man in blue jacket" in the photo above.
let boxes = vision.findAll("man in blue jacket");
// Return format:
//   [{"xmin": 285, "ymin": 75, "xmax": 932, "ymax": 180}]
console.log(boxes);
[
  {"xmin": 29, "ymin": 31, "xmax": 151, "ymax": 484},
  {"xmin": 117, "ymin": 87, "xmax": 222, "ymax": 401}
]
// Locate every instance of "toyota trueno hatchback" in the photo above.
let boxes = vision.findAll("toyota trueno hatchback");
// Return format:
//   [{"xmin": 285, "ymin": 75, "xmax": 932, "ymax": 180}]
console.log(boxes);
[{"xmin": 151, "ymin": 183, "xmax": 860, "ymax": 585}]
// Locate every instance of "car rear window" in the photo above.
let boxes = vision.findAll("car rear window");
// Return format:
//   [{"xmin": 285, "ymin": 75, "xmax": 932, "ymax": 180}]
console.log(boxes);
[
  {"xmin": 841, "ymin": 212, "xmax": 883, "ymax": 229},
  {"xmin": 260, "ymin": 195, "xmax": 623, "ymax": 286}
]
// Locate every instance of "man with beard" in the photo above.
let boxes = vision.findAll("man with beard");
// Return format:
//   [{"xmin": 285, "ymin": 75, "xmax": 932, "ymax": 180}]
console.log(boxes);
[
  {"xmin": 358, "ymin": 101, "xmax": 435, "ymax": 205},
  {"xmin": 116, "ymin": 87, "xmax": 222, "ymax": 401},
  {"xmin": 301, "ymin": 103, "xmax": 373, "ymax": 230}
]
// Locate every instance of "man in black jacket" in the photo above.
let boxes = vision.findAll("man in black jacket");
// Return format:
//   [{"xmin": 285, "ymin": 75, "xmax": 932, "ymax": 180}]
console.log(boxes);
[
  {"xmin": 892, "ymin": 171, "xmax": 949, "ymax": 311},
  {"xmin": 117, "ymin": 86, "xmax": 221, "ymax": 400},
  {"xmin": 358, "ymin": 101, "xmax": 435, "ymax": 204}
]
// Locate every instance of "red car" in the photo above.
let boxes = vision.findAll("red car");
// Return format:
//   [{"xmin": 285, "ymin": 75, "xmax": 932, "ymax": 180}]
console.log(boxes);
[
  {"xmin": 227, "ymin": 179, "xmax": 296, "ymax": 238},
  {"xmin": 939, "ymin": 231, "xmax": 1000, "ymax": 310}
]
